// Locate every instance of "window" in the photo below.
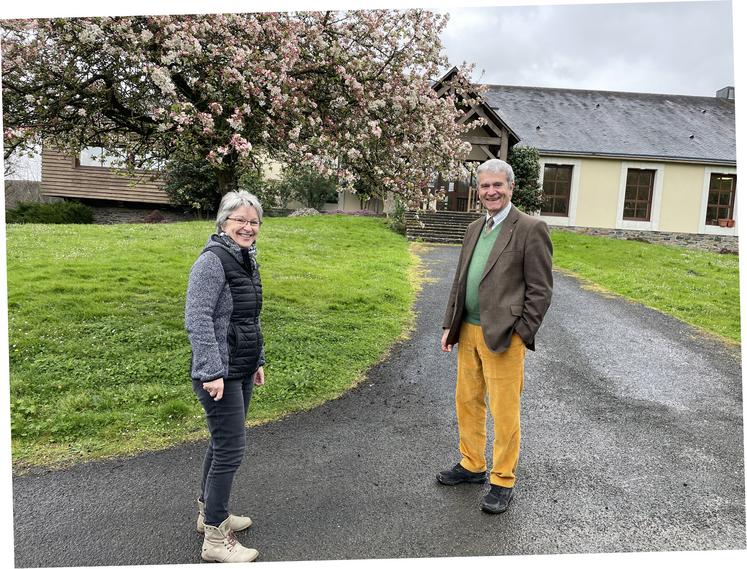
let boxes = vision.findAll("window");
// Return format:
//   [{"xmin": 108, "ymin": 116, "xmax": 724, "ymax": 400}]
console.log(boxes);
[
  {"xmin": 623, "ymin": 168, "xmax": 655, "ymax": 221},
  {"xmin": 78, "ymin": 146, "xmax": 128, "ymax": 168},
  {"xmin": 705, "ymin": 173, "xmax": 737, "ymax": 225},
  {"xmin": 540, "ymin": 164, "xmax": 573, "ymax": 216},
  {"xmin": 77, "ymin": 146, "xmax": 164, "ymax": 171}
]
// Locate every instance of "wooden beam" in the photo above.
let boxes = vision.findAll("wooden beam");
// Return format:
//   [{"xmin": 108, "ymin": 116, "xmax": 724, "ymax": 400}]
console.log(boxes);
[
  {"xmin": 467, "ymin": 135, "xmax": 502, "ymax": 145},
  {"xmin": 500, "ymin": 127, "xmax": 509, "ymax": 160},
  {"xmin": 458, "ymin": 107, "xmax": 478, "ymax": 125},
  {"xmin": 435, "ymin": 84, "xmax": 451, "ymax": 98},
  {"xmin": 472, "ymin": 105, "xmax": 502, "ymax": 135},
  {"xmin": 478, "ymin": 145, "xmax": 497, "ymax": 160}
]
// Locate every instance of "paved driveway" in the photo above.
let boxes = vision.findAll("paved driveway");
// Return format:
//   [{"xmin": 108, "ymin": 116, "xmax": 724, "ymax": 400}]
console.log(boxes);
[{"xmin": 11, "ymin": 244, "xmax": 745, "ymax": 566}]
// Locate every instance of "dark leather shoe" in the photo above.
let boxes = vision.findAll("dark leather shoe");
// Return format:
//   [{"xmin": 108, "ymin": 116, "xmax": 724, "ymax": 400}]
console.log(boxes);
[
  {"xmin": 436, "ymin": 463, "xmax": 487, "ymax": 485},
  {"xmin": 481, "ymin": 484, "xmax": 513, "ymax": 514}
]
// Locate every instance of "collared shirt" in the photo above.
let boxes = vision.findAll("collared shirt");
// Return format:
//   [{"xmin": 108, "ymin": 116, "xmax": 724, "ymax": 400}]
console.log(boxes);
[{"xmin": 485, "ymin": 202, "xmax": 512, "ymax": 232}]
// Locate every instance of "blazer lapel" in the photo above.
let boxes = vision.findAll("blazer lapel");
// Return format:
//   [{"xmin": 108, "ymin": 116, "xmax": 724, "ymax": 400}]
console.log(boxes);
[{"xmin": 481, "ymin": 205, "xmax": 519, "ymax": 282}]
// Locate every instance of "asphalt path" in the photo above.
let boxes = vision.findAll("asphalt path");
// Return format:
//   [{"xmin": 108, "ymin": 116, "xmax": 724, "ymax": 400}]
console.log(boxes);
[{"xmin": 12, "ymin": 244, "xmax": 746, "ymax": 566}]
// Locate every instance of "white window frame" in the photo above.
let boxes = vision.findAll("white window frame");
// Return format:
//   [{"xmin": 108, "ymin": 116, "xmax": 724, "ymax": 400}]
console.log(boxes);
[
  {"xmin": 78, "ymin": 146, "xmax": 164, "ymax": 171},
  {"xmin": 699, "ymin": 166, "xmax": 737, "ymax": 236},
  {"xmin": 537, "ymin": 157, "xmax": 580, "ymax": 226},
  {"xmin": 616, "ymin": 161, "xmax": 664, "ymax": 230},
  {"xmin": 78, "ymin": 146, "xmax": 129, "ymax": 169}
]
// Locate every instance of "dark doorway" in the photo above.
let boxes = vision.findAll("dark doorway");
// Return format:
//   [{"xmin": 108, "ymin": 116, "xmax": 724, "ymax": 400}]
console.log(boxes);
[{"xmin": 432, "ymin": 164, "xmax": 479, "ymax": 212}]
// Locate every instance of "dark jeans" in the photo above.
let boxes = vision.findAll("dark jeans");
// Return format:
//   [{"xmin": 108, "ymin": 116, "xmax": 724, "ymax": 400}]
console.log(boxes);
[{"xmin": 193, "ymin": 376, "xmax": 254, "ymax": 527}]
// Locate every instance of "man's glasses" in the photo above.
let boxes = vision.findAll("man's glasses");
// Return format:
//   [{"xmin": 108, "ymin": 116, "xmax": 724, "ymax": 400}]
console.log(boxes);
[{"xmin": 227, "ymin": 217, "xmax": 261, "ymax": 228}]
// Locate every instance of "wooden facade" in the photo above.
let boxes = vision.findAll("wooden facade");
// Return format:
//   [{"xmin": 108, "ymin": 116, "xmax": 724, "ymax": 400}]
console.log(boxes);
[
  {"xmin": 429, "ymin": 67, "xmax": 520, "ymax": 212},
  {"xmin": 41, "ymin": 147, "xmax": 170, "ymax": 204}
]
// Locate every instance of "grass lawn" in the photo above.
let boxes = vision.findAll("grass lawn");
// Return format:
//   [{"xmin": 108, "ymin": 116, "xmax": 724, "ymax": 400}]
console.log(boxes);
[
  {"xmin": 551, "ymin": 230, "xmax": 740, "ymax": 344},
  {"xmin": 6, "ymin": 215, "xmax": 418, "ymax": 471}
]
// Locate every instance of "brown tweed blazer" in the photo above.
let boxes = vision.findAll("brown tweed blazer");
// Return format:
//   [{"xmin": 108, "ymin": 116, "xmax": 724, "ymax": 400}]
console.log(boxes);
[{"xmin": 442, "ymin": 205, "xmax": 553, "ymax": 352}]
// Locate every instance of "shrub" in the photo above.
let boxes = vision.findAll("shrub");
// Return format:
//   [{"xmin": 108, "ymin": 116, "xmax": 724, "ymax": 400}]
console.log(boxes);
[
  {"xmin": 6, "ymin": 201, "xmax": 94, "ymax": 224},
  {"xmin": 386, "ymin": 197, "xmax": 407, "ymax": 234},
  {"xmin": 509, "ymin": 146, "xmax": 544, "ymax": 214},
  {"xmin": 277, "ymin": 166, "xmax": 339, "ymax": 210},
  {"xmin": 162, "ymin": 155, "xmax": 223, "ymax": 213},
  {"xmin": 162, "ymin": 154, "xmax": 269, "ymax": 215},
  {"xmin": 144, "ymin": 209, "xmax": 166, "ymax": 223}
]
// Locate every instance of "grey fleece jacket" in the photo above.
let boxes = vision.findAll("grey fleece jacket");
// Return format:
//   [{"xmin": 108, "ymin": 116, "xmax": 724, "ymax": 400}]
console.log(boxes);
[{"xmin": 185, "ymin": 234, "xmax": 265, "ymax": 382}]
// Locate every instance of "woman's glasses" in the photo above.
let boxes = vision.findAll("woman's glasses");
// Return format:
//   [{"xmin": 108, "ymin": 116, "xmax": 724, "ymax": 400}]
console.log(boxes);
[{"xmin": 227, "ymin": 217, "xmax": 261, "ymax": 228}]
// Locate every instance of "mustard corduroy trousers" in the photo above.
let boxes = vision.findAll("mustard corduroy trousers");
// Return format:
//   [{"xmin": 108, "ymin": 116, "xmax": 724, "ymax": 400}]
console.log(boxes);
[{"xmin": 456, "ymin": 322, "xmax": 525, "ymax": 488}]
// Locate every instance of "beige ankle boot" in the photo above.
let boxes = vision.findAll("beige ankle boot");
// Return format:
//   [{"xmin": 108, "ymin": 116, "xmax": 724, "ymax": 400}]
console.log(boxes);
[
  {"xmin": 197, "ymin": 500, "xmax": 252, "ymax": 534},
  {"xmin": 201, "ymin": 517, "xmax": 259, "ymax": 563}
]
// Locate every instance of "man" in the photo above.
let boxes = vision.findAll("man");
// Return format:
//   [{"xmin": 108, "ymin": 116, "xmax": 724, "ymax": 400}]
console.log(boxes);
[{"xmin": 438, "ymin": 158, "xmax": 553, "ymax": 514}]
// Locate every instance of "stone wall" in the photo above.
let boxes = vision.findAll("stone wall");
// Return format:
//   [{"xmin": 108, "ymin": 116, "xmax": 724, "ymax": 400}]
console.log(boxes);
[
  {"xmin": 4, "ymin": 180, "xmax": 61, "ymax": 209},
  {"xmin": 553, "ymin": 225, "xmax": 739, "ymax": 255},
  {"xmin": 89, "ymin": 205, "xmax": 199, "ymax": 224}
]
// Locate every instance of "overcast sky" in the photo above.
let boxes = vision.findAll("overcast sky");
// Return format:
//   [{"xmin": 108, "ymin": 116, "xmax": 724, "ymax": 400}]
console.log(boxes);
[
  {"xmin": 438, "ymin": 1, "xmax": 734, "ymax": 97},
  {"xmin": 0, "ymin": 1, "xmax": 737, "ymax": 98}
]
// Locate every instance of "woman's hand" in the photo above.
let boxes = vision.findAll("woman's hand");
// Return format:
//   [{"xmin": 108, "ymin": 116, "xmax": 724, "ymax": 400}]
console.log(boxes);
[
  {"xmin": 203, "ymin": 377, "xmax": 224, "ymax": 401},
  {"xmin": 253, "ymin": 366, "xmax": 265, "ymax": 386}
]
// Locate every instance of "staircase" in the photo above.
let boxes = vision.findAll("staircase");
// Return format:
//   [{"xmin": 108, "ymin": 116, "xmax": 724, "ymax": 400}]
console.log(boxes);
[{"xmin": 404, "ymin": 210, "xmax": 482, "ymax": 243}]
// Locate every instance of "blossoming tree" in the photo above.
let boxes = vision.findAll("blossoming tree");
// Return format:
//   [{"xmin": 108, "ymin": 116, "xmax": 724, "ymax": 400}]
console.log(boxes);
[{"xmin": 1, "ymin": 11, "xmax": 478, "ymax": 207}]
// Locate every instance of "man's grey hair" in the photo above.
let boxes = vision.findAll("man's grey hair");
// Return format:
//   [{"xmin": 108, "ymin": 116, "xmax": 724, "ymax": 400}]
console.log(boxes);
[
  {"xmin": 476, "ymin": 158, "xmax": 515, "ymax": 185},
  {"xmin": 215, "ymin": 190, "xmax": 264, "ymax": 233}
]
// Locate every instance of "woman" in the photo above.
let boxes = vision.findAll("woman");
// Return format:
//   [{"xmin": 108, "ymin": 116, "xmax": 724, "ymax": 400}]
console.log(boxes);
[{"xmin": 185, "ymin": 190, "xmax": 265, "ymax": 563}]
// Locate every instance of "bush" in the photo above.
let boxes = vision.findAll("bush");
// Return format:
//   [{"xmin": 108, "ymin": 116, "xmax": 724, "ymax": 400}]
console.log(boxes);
[
  {"xmin": 144, "ymin": 209, "xmax": 166, "ymax": 223},
  {"xmin": 162, "ymin": 156, "xmax": 223, "ymax": 213},
  {"xmin": 278, "ymin": 166, "xmax": 339, "ymax": 210},
  {"xmin": 162, "ymin": 154, "xmax": 269, "ymax": 215},
  {"xmin": 386, "ymin": 197, "xmax": 407, "ymax": 234},
  {"xmin": 508, "ymin": 146, "xmax": 544, "ymax": 214},
  {"xmin": 6, "ymin": 201, "xmax": 94, "ymax": 224}
]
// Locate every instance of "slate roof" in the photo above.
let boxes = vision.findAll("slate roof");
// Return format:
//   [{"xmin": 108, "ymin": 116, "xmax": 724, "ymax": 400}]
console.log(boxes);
[{"xmin": 483, "ymin": 85, "xmax": 736, "ymax": 165}]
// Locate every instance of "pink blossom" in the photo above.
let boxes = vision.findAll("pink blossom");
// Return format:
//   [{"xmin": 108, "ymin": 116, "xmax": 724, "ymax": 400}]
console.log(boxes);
[
  {"xmin": 2, "ymin": 11, "xmax": 474, "ymax": 204},
  {"xmin": 229, "ymin": 133, "xmax": 252, "ymax": 156}
]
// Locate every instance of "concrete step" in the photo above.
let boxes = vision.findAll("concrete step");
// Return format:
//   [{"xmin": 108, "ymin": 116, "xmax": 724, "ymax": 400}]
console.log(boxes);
[
  {"xmin": 404, "ymin": 213, "xmax": 481, "ymax": 223},
  {"xmin": 407, "ymin": 228, "xmax": 468, "ymax": 237},
  {"xmin": 404, "ymin": 209, "xmax": 480, "ymax": 216},
  {"xmin": 404, "ymin": 210, "xmax": 480, "ymax": 243},
  {"xmin": 406, "ymin": 222, "xmax": 476, "ymax": 230},
  {"xmin": 406, "ymin": 235, "xmax": 463, "ymax": 243}
]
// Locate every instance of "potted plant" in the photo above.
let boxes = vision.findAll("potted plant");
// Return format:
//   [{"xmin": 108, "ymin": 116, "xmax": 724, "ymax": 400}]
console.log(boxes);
[
  {"xmin": 727, "ymin": 219, "xmax": 735, "ymax": 228},
  {"xmin": 717, "ymin": 218, "xmax": 730, "ymax": 227}
]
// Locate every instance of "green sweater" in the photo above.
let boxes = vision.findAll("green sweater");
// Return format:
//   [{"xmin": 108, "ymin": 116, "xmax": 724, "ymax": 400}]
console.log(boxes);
[{"xmin": 464, "ymin": 221, "xmax": 502, "ymax": 324}]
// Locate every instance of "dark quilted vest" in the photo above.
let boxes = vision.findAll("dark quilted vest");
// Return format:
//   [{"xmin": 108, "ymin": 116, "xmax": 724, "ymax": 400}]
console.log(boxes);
[{"xmin": 205, "ymin": 245, "xmax": 263, "ymax": 381}]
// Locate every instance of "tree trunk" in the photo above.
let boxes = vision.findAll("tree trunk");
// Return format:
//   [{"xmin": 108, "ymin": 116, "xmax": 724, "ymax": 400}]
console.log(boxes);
[
  {"xmin": 217, "ymin": 169, "xmax": 239, "ymax": 196},
  {"xmin": 217, "ymin": 155, "xmax": 240, "ymax": 196}
]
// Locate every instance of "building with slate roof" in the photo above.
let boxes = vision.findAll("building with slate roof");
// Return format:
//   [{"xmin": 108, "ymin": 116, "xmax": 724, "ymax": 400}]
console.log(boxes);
[
  {"xmin": 417, "ymin": 66, "xmax": 737, "ymax": 243},
  {"xmin": 481, "ymin": 84, "xmax": 737, "ymax": 239}
]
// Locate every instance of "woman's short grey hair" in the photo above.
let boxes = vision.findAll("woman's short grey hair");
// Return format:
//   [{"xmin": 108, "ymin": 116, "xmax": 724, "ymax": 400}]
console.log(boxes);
[
  {"xmin": 476, "ymin": 158, "xmax": 515, "ymax": 185},
  {"xmin": 215, "ymin": 190, "xmax": 264, "ymax": 233}
]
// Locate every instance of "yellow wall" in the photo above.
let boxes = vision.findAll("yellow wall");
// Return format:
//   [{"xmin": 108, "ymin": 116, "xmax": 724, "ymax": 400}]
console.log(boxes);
[
  {"xmin": 340, "ymin": 191, "xmax": 360, "ymax": 211},
  {"xmin": 656, "ymin": 164, "xmax": 705, "ymax": 233},
  {"xmin": 261, "ymin": 159, "xmax": 283, "ymax": 181},
  {"xmin": 572, "ymin": 158, "xmax": 620, "ymax": 228},
  {"xmin": 563, "ymin": 157, "xmax": 716, "ymax": 234}
]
